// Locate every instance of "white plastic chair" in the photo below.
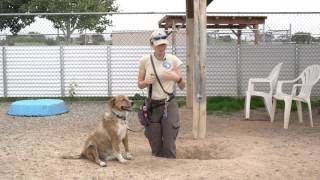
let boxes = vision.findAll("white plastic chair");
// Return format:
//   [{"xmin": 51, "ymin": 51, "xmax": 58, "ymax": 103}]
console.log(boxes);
[
  {"xmin": 271, "ymin": 65, "xmax": 320, "ymax": 129},
  {"xmin": 245, "ymin": 62, "xmax": 283, "ymax": 120}
]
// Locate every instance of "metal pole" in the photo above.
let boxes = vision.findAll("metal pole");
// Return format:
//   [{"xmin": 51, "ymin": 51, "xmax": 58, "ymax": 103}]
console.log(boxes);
[
  {"xmin": 59, "ymin": 45, "xmax": 65, "ymax": 96},
  {"xmin": 85, "ymin": 30, "xmax": 87, "ymax": 45},
  {"xmin": 294, "ymin": 44, "xmax": 300, "ymax": 78},
  {"xmin": 107, "ymin": 45, "xmax": 112, "ymax": 96},
  {"xmin": 263, "ymin": 24, "xmax": 266, "ymax": 43},
  {"xmin": 171, "ymin": 23, "xmax": 177, "ymax": 56},
  {"xmin": 2, "ymin": 47, "xmax": 7, "ymax": 97},
  {"xmin": 236, "ymin": 45, "xmax": 242, "ymax": 96}
]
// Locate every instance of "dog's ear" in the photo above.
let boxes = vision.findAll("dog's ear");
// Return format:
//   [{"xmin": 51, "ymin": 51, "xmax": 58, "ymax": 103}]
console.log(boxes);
[{"xmin": 108, "ymin": 97, "xmax": 116, "ymax": 107}]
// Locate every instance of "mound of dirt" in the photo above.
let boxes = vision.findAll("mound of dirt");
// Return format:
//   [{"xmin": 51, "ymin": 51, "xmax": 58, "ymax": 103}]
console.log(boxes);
[{"xmin": 1, "ymin": 101, "xmax": 320, "ymax": 180}]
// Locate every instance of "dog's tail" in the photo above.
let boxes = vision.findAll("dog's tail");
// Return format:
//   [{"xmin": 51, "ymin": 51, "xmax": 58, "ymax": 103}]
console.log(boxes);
[{"xmin": 60, "ymin": 154, "xmax": 85, "ymax": 160}]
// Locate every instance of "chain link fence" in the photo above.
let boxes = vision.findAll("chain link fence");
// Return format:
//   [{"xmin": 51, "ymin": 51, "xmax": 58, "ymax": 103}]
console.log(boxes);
[{"xmin": 1, "ymin": 12, "xmax": 320, "ymax": 97}]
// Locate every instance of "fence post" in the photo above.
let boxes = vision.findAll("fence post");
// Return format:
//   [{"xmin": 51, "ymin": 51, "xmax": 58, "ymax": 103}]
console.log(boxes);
[
  {"xmin": 171, "ymin": 28, "xmax": 177, "ymax": 56},
  {"xmin": 107, "ymin": 45, "xmax": 112, "ymax": 97},
  {"xmin": 2, "ymin": 47, "xmax": 7, "ymax": 97},
  {"xmin": 59, "ymin": 45, "xmax": 65, "ymax": 97},
  {"xmin": 236, "ymin": 44, "xmax": 242, "ymax": 97},
  {"xmin": 294, "ymin": 44, "xmax": 300, "ymax": 78}
]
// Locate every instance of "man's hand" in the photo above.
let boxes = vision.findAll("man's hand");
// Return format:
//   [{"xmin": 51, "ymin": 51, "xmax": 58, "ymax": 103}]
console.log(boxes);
[
  {"xmin": 144, "ymin": 74, "xmax": 156, "ymax": 84},
  {"xmin": 162, "ymin": 68, "xmax": 180, "ymax": 81}
]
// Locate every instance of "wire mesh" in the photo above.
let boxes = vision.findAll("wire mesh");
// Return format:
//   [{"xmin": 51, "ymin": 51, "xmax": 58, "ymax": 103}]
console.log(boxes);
[{"xmin": 1, "ymin": 12, "xmax": 320, "ymax": 98}]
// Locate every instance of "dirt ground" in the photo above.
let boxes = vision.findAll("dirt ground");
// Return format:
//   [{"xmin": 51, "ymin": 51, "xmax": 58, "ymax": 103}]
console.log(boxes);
[{"xmin": 1, "ymin": 101, "xmax": 320, "ymax": 180}]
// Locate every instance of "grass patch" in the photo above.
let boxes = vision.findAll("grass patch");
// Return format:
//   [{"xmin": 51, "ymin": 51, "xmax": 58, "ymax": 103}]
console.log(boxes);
[
  {"xmin": 207, "ymin": 96, "xmax": 243, "ymax": 114},
  {"xmin": 206, "ymin": 96, "xmax": 320, "ymax": 114},
  {"xmin": 1, "ymin": 96, "xmax": 320, "ymax": 114}
]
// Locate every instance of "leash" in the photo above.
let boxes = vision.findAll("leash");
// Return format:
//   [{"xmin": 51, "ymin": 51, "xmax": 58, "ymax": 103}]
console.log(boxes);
[{"xmin": 127, "ymin": 126, "xmax": 144, "ymax": 132}]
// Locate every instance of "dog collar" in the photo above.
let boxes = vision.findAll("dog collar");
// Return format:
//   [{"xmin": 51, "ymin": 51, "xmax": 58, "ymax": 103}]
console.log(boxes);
[{"xmin": 112, "ymin": 111, "xmax": 126, "ymax": 121}]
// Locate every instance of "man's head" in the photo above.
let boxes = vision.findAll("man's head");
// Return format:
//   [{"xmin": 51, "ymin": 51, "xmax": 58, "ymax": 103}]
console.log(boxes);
[{"xmin": 150, "ymin": 29, "xmax": 169, "ymax": 47}]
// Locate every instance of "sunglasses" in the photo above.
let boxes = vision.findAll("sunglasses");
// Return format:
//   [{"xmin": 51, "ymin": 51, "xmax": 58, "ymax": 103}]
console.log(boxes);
[{"xmin": 152, "ymin": 35, "xmax": 167, "ymax": 41}]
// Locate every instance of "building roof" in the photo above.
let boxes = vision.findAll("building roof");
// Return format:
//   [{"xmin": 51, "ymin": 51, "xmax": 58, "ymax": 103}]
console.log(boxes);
[{"xmin": 158, "ymin": 15, "xmax": 267, "ymax": 29}]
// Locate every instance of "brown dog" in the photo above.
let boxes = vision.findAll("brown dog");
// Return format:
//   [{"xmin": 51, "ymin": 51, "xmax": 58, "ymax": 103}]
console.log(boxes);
[{"xmin": 61, "ymin": 95, "xmax": 134, "ymax": 167}]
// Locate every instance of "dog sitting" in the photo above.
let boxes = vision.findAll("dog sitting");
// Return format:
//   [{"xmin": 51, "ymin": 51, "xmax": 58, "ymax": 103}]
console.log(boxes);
[{"xmin": 61, "ymin": 95, "xmax": 134, "ymax": 167}]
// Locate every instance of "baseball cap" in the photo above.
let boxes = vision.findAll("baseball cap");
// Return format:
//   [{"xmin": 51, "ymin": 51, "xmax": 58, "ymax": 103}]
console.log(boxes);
[{"xmin": 150, "ymin": 29, "xmax": 169, "ymax": 46}]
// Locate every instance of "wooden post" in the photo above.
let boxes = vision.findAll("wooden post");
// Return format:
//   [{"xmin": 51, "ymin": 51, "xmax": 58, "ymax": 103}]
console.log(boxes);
[
  {"xmin": 192, "ymin": 0, "xmax": 207, "ymax": 139},
  {"xmin": 253, "ymin": 24, "xmax": 259, "ymax": 45},
  {"xmin": 186, "ymin": 0, "xmax": 194, "ymax": 108},
  {"xmin": 172, "ymin": 19, "xmax": 176, "ymax": 49},
  {"xmin": 232, "ymin": 29, "xmax": 242, "ymax": 45},
  {"xmin": 237, "ymin": 30, "xmax": 242, "ymax": 45}
]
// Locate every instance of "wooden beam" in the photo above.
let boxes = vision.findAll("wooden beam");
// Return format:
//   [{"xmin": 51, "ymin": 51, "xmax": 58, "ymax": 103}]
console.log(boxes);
[
  {"xmin": 237, "ymin": 29, "xmax": 242, "ymax": 44},
  {"xmin": 160, "ymin": 24, "xmax": 248, "ymax": 29},
  {"xmin": 253, "ymin": 24, "xmax": 260, "ymax": 45},
  {"xmin": 206, "ymin": 16, "xmax": 266, "ymax": 25},
  {"xmin": 198, "ymin": 0, "xmax": 207, "ymax": 139},
  {"xmin": 192, "ymin": 0, "xmax": 207, "ymax": 139},
  {"xmin": 172, "ymin": 19, "xmax": 177, "ymax": 47},
  {"xmin": 186, "ymin": 0, "xmax": 194, "ymax": 108},
  {"xmin": 158, "ymin": 15, "xmax": 267, "ymax": 29},
  {"xmin": 232, "ymin": 29, "xmax": 242, "ymax": 44}
]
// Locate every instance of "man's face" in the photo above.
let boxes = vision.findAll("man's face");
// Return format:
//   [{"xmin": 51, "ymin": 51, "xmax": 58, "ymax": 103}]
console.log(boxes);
[{"xmin": 153, "ymin": 44, "xmax": 167, "ymax": 55}]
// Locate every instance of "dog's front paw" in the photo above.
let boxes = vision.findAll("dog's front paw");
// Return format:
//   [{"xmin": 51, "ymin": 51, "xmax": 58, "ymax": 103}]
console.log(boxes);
[
  {"xmin": 124, "ymin": 152, "xmax": 134, "ymax": 160},
  {"xmin": 99, "ymin": 161, "xmax": 107, "ymax": 167},
  {"xmin": 118, "ymin": 158, "xmax": 127, "ymax": 163},
  {"xmin": 116, "ymin": 154, "xmax": 127, "ymax": 163}
]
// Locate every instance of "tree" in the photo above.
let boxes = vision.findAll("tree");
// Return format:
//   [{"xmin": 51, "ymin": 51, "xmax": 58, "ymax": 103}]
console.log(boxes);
[
  {"xmin": 6, "ymin": 31, "xmax": 47, "ymax": 46},
  {"xmin": 26, "ymin": 0, "xmax": 118, "ymax": 41},
  {"xmin": 0, "ymin": 0, "xmax": 35, "ymax": 34}
]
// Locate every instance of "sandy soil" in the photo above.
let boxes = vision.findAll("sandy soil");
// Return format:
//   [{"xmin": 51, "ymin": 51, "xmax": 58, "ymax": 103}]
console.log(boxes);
[{"xmin": 1, "ymin": 101, "xmax": 320, "ymax": 180}]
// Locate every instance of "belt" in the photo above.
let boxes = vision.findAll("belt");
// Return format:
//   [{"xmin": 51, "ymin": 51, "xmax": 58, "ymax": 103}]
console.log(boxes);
[
  {"xmin": 151, "ymin": 95, "xmax": 175, "ymax": 104},
  {"xmin": 151, "ymin": 99, "xmax": 166, "ymax": 103},
  {"xmin": 150, "ymin": 100, "xmax": 166, "ymax": 107}
]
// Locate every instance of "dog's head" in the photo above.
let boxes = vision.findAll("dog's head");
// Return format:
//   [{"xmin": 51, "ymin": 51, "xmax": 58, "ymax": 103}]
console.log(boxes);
[{"xmin": 108, "ymin": 95, "xmax": 134, "ymax": 112}]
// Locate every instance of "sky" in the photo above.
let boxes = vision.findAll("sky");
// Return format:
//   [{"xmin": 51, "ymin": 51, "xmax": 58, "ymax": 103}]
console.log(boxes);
[
  {"xmin": 111, "ymin": 0, "xmax": 320, "ymax": 35},
  {"xmin": 2, "ymin": 0, "xmax": 320, "ymax": 36},
  {"xmin": 116, "ymin": 0, "xmax": 319, "ymax": 12}
]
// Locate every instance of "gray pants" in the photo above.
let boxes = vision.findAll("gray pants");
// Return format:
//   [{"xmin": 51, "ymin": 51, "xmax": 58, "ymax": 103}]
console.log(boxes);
[{"xmin": 144, "ymin": 98, "xmax": 180, "ymax": 158}]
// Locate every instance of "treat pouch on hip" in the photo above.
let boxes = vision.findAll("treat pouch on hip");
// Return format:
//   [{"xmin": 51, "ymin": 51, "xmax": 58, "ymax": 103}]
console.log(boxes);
[{"xmin": 138, "ymin": 98, "xmax": 152, "ymax": 126}]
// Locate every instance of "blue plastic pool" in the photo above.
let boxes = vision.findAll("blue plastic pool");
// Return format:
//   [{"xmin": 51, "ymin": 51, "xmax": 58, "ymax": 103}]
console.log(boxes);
[{"xmin": 8, "ymin": 99, "xmax": 68, "ymax": 117}]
